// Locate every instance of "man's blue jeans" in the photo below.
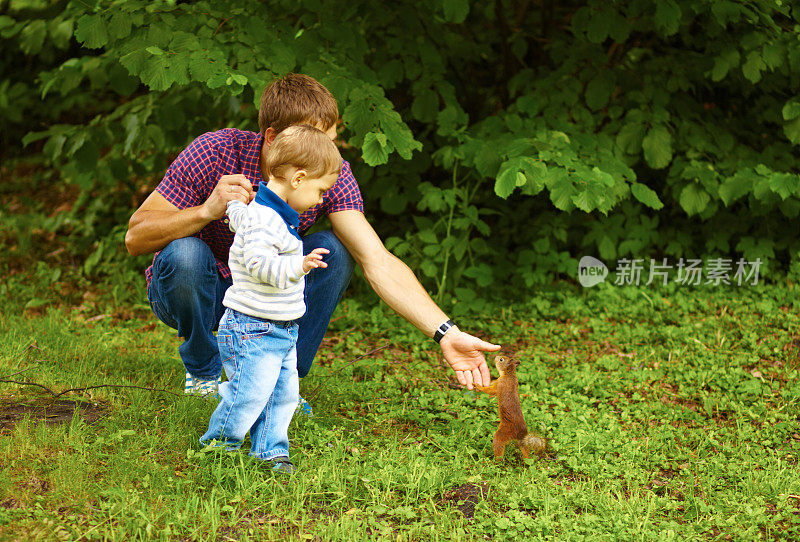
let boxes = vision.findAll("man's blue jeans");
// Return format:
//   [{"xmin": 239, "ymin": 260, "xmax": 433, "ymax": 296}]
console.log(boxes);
[
  {"xmin": 147, "ymin": 231, "xmax": 353, "ymax": 380},
  {"xmin": 199, "ymin": 309, "xmax": 299, "ymax": 460}
]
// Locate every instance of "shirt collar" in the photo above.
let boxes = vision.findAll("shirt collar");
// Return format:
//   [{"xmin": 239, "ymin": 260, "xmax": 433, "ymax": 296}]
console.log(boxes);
[{"xmin": 254, "ymin": 182, "xmax": 301, "ymax": 240}]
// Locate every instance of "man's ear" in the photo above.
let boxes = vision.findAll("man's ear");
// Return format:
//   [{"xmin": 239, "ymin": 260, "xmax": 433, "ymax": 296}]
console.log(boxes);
[
  {"xmin": 290, "ymin": 169, "xmax": 307, "ymax": 188},
  {"xmin": 264, "ymin": 127, "xmax": 278, "ymax": 146}
]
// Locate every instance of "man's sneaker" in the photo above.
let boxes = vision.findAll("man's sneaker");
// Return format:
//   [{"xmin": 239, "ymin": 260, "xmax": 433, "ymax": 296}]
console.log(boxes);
[
  {"xmin": 185, "ymin": 372, "xmax": 221, "ymax": 398},
  {"xmin": 270, "ymin": 457, "xmax": 294, "ymax": 474},
  {"xmin": 296, "ymin": 395, "xmax": 314, "ymax": 417}
]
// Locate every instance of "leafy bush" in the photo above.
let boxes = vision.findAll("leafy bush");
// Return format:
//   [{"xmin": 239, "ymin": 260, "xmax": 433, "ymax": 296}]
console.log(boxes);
[{"xmin": 3, "ymin": 0, "xmax": 800, "ymax": 301}]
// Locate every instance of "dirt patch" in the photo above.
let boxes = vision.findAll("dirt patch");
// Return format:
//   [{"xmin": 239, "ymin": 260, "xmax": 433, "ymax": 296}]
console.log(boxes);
[
  {"xmin": 437, "ymin": 482, "xmax": 490, "ymax": 519},
  {"xmin": 0, "ymin": 392, "xmax": 106, "ymax": 430}
]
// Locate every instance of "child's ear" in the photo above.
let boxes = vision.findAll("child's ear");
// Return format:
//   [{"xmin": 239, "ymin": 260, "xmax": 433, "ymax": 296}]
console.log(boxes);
[{"xmin": 291, "ymin": 169, "xmax": 307, "ymax": 188}]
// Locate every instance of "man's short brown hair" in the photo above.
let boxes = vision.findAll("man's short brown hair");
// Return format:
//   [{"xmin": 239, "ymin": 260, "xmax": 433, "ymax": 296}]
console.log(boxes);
[
  {"xmin": 258, "ymin": 73, "xmax": 339, "ymax": 134},
  {"xmin": 262, "ymin": 125, "xmax": 342, "ymax": 182}
]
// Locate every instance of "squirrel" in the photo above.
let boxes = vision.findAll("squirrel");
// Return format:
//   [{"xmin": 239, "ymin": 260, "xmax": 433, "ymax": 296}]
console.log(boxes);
[{"xmin": 475, "ymin": 355, "xmax": 548, "ymax": 459}]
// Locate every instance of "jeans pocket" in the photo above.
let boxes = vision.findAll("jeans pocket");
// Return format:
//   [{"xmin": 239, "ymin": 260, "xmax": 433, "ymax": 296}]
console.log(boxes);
[{"xmin": 242, "ymin": 323, "xmax": 274, "ymax": 341}]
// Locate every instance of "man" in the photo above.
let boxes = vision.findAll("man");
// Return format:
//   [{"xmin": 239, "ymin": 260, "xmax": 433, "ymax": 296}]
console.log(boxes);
[{"xmin": 125, "ymin": 73, "xmax": 500, "ymax": 398}]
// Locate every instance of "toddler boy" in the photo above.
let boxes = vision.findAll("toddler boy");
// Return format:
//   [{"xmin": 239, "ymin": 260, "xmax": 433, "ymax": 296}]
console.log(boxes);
[{"xmin": 199, "ymin": 125, "xmax": 342, "ymax": 473}]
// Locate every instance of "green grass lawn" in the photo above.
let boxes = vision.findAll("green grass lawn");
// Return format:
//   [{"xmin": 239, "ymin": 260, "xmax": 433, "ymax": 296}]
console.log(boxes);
[{"xmin": 1, "ymin": 280, "xmax": 800, "ymax": 540}]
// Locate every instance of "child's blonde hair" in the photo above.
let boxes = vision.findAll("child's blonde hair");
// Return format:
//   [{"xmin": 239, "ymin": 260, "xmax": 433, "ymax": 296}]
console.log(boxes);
[{"xmin": 262, "ymin": 125, "xmax": 342, "ymax": 182}]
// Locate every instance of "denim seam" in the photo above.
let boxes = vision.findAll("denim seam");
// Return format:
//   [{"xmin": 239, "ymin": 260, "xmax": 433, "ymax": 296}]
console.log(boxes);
[
  {"xmin": 217, "ymin": 336, "xmax": 241, "ymax": 441},
  {"xmin": 257, "ymin": 382, "xmax": 275, "ymax": 457},
  {"xmin": 252, "ymin": 449, "xmax": 290, "ymax": 461}
]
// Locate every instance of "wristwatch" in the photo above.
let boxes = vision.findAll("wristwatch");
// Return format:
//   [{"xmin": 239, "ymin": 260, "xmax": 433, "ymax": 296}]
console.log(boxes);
[{"xmin": 433, "ymin": 320, "xmax": 456, "ymax": 343}]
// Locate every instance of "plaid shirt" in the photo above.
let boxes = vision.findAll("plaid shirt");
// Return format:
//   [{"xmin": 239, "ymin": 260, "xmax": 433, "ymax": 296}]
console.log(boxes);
[{"xmin": 144, "ymin": 128, "xmax": 364, "ymax": 286}]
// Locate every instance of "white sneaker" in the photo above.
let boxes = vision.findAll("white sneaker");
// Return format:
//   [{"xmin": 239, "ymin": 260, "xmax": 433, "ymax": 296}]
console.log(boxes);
[{"xmin": 185, "ymin": 372, "xmax": 221, "ymax": 398}]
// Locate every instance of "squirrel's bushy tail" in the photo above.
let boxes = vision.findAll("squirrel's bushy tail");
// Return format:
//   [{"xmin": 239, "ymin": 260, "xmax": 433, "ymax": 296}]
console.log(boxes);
[{"xmin": 522, "ymin": 433, "xmax": 549, "ymax": 456}]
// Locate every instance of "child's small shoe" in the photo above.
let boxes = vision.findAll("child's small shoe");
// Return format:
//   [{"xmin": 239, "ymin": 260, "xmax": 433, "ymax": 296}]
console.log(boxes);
[
  {"xmin": 185, "ymin": 372, "xmax": 221, "ymax": 399},
  {"xmin": 269, "ymin": 456, "xmax": 294, "ymax": 474},
  {"xmin": 296, "ymin": 395, "xmax": 314, "ymax": 417}
]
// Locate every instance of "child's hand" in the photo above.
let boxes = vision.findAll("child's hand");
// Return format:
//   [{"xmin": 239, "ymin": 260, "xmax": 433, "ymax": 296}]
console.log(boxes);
[{"xmin": 303, "ymin": 248, "xmax": 330, "ymax": 273}]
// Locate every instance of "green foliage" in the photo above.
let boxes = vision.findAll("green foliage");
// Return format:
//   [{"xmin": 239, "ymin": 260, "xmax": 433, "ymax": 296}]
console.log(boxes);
[{"xmin": 3, "ymin": 0, "xmax": 800, "ymax": 296}]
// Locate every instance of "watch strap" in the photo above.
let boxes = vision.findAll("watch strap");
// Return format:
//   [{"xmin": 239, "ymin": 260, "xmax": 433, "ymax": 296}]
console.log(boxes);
[{"xmin": 433, "ymin": 320, "xmax": 456, "ymax": 343}]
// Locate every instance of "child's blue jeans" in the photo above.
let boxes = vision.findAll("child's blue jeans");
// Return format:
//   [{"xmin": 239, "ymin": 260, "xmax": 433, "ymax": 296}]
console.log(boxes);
[{"xmin": 199, "ymin": 308, "xmax": 299, "ymax": 461}]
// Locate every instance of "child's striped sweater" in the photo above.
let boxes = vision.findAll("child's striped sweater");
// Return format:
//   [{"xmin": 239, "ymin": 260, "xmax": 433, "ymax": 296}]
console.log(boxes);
[{"xmin": 222, "ymin": 185, "xmax": 308, "ymax": 321}]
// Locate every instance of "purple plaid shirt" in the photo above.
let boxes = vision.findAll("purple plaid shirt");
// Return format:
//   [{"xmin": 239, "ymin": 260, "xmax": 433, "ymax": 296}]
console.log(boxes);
[{"xmin": 144, "ymin": 128, "xmax": 364, "ymax": 286}]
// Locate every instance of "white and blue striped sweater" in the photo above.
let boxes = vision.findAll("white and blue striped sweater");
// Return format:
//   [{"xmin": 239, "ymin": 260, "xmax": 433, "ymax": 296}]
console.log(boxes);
[{"xmin": 222, "ymin": 187, "xmax": 308, "ymax": 321}]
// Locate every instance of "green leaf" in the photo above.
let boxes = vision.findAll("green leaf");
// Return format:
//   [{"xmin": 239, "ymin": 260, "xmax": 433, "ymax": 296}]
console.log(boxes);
[
  {"xmin": 762, "ymin": 42, "xmax": 784, "ymax": 70},
  {"xmin": 711, "ymin": 49, "xmax": 740, "ymax": 82},
  {"xmin": 607, "ymin": 11, "xmax": 631, "ymax": 43},
  {"xmin": 616, "ymin": 123, "xmax": 645, "ymax": 154},
  {"xmin": 630, "ymin": 183, "xmax": 664, "ymax": 210},
  {"xmin": 20, "ymin": 20, "xmax": 46, "ymax": 55},
  {"xmin": 719, "ymin": 171, "xmax": 753, "ymax": 205},
  {"xmin": 0, "ymin": 16, "xmax": 15, "ymax": 32},
  {"xmin": 679, "ymin": 184, "xmax": 710, "ymax": 216},
  {"xmin": 442, "ymin": 0, "xmax": 469, "ymax": 23},
  {"xmin": 572, "ymin": 189, "xmax": 600, "ymax": 212},
  {"xmin": 120, "ymin": 47, "xmax": 149, "ymax": 76},
  {"xmin": 411, "ymin": 88, "xmax": 439, "ymax": 122},
  {"xmin": 75, "ymin": 14, "xmax": 109, "ymax": 49},
  {"xmin": 742, "ymin": 51, "xmax": 766, "ymax": 83},
  {"xmin": 784, "ymin": 117, "xmax": 800, "ymax": 145},
  {"xmin": 782, "ymin": 99, "xmax": 800, "ymax": 121},
  {"xmin": 655, "ymin": 1, "xmax": 681, "ymax": 37},
  {"xmin": 73, "ymin": 139, "xmax": 99, "ymax": 173},
  {"xmin": 585, "ymin": 10, "xmax": 609, "ymax": 43},
  {"xmin": 711, "ymin": 1, "xmax": 742, "ymax": 26},
  {"xmin": 362, "ymin": 132, "xmax": 389, "ymax": 166},
  {"xmin": 418, "ymin": 229, "xmax": 437, "ymax": 244},
  {"xmin": 591, "ymin": 166, "xmax": 615, "ymax": 187},
  {"xmin": 495, "ymin": 162, "xmax": 521, "ymax": 198},
  {"xmin": 230, "ymin": 73, "xmax": 248, "ymax": 85},
  {"xmin": 43, "ymin": 134, "xmax": 66, "ymax": 161},
  {"xmin": 463, "ymin": 264, "xmax": 494, "ymax": 287},
  {"xmin": 266, "ymin": 41, "xmax": 296, "ymax": 74},
  {"xmin": 549, "ymin": 178, "xmax": 576, "ymax": 210},
  {"xmin": 140, "ymin": 55, "xmax": 188, "ymax": 91},
  {"xmin": 146, "ymin": 46, "xmax": 165, "ymax": 56},
  {"xmin": 380, "ymin": 110, "xmax": 422, "ymax": 160},
  {"xmin": 188, "ymin": 54, "xmax": 222, "ymax": 83},
  {"xmin": 585, "ymin": 72, "xmax": 615, "ymax": 110},
  {"xmin": 377, "ymin": 59, "xmax": 404, "ymax": 87},
  {"xmin": 123, "ymin": 113, "xmax": 140, "ymax": 155},
  {"xmin": 50, "ymin": 19, "xmax": 74, "ymax": 50},
  {"xmin": 108, "ymin": 11, "xmax": 132, "ymax": 40},
  {"xmin": 768, "ymin": 173, "xmax": 800, "ymax": 200},
  {"xmin": 642, "ymin": 125, "xmax": 672, "ymax": 169}
]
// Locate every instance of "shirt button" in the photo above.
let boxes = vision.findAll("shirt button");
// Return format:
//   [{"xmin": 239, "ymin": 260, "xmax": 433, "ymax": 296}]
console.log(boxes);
[{"xmin": 223, "ymin": 219, "xmax": 229, "ymax": 224}]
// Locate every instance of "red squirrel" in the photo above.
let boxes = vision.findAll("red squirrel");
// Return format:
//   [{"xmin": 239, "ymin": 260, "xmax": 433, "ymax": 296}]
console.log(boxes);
[{"xmin": 476, "ymin": 355, "xmax": 548, "ymax": 459}]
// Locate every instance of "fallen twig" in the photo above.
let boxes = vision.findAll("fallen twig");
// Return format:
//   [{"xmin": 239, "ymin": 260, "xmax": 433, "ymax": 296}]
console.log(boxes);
[
  {"xmin": 0, "ymin": 379, "xmax": 183, "ymax": 398},
  {"xmin": 0, "ymin": 368, "xmax": 33, "ymax": 380}
]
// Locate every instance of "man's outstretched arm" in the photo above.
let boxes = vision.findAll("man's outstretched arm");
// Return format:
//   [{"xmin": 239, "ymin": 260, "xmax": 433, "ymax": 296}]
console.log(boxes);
[
  {"xmin": 125, "ymin": 175, "xmax": 254, "ymax": 256},
  {"xmin": 329, "ymin": 210, "xmax": 500, "ymax": 389}
]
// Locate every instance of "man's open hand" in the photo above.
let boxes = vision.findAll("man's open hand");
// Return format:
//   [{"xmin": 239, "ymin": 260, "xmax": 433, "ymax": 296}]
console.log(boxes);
[
  {"xmin": 439, "ymin": 328, "xmax": 501, "ymax": 389},
  {"xmin": 202, "ymin": 175, "xmax": 254, "ymax": 221}
]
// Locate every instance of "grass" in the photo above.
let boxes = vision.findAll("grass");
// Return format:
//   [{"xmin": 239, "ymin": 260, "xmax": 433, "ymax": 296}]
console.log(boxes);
[{"xmin": 1, "ymin": 269, "xmax": 800, "ymax": 540}]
